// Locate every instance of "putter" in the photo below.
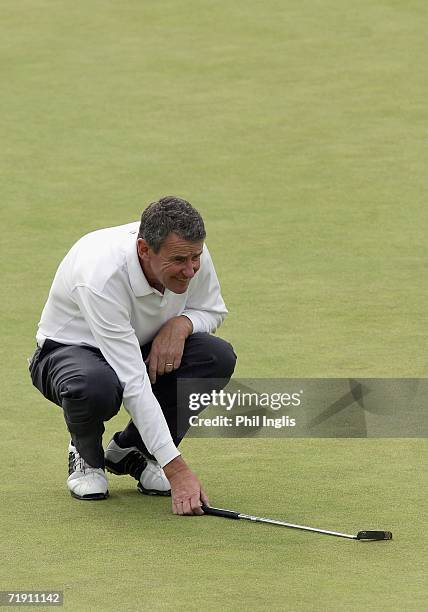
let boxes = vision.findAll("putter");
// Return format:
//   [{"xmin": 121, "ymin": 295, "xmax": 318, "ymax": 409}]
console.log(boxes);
[{"xmin": 201, "ymin": 505, "xmax": 392, "ymax": 541}]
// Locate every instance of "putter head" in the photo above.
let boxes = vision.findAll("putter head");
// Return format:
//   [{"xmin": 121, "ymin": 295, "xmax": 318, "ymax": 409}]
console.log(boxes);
[{"xmin": 356, "ymin": 530, "xmax": 393, "ymax": 541}]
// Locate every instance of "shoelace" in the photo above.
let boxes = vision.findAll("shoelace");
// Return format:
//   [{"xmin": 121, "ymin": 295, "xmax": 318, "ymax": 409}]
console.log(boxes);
[{"xmin": 68, "ymin": 448, "xmax": 91, "ymax": 475}]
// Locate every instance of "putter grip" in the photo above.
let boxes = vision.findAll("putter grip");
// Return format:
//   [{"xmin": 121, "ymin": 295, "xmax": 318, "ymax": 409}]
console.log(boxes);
[{"xmin": 202, "ymin": 505, "xmax": 240, "ymax": 519}]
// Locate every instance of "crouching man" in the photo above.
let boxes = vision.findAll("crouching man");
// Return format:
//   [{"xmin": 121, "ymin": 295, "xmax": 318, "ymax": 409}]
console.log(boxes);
[{"xmin": 29, "ymin": 196, "xmax": 236, "ymax": 515}]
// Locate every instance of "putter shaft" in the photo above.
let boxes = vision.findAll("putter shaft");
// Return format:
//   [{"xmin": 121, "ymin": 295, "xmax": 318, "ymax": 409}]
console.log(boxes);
[
  {"xmin": 202, "ymin": 505, "xmax": 392, "ymax": 541},
  {"xmin": 238, "ymin": 513, "xmax": 356, "ymax": 539}
]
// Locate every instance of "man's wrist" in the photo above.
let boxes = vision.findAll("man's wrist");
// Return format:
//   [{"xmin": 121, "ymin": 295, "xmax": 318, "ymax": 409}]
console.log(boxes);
[
  {"xmin": 176, "ymin": 315, "xmax": 193, "ymax": 338},
  {"xmin": 163, "ymin": 455, "xmax": 189, "ymax": 479}
]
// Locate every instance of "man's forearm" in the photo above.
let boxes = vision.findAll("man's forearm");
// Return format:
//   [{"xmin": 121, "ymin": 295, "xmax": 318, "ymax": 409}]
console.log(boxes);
[{"xmin": 181, "ymin": 309, "xmax": 226, "ymax": 334}]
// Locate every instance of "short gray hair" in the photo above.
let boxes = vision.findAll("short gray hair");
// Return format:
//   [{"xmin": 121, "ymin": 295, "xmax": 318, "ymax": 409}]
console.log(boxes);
[{"xmin": 138, "ymin": 196, "xmax": 206, "ymax": 252}]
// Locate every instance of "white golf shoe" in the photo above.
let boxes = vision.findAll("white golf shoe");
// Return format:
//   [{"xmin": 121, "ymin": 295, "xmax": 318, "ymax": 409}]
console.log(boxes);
[
  {"xmin": 105, "ymin": 433, "xmax": 171, "ymax": 496},
  {"xmin": 67, "ymin": 442, "xmax": 109, "ymax": 500},
  {"xmin": 137, "ymin": 460, "xmax": 171, "ymax": 497}
]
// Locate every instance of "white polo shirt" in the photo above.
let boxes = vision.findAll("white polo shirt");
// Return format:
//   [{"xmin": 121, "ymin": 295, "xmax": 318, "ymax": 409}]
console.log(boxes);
[{"xmin": 36, "ymin": 222, "xmax": 228, "ymax": 467}]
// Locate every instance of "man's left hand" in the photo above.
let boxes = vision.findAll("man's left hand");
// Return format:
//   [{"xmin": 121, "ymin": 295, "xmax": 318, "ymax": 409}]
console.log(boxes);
[{"xmin": 145, "ymin": 316, "xmax": 193, "ymax": 383}]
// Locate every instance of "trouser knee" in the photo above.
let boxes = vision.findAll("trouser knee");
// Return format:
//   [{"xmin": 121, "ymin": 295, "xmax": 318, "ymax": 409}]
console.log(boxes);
[
  {"xmin": 183, "ymin": 333, "xmax": 237, "ymax": 379},
  {"xmin": 60, "ymin": 370, "xmax": 122, "ymax": 434},
  {"xmin": 211, "ymin": 336, "xmax": 237, "ymax": 379}
]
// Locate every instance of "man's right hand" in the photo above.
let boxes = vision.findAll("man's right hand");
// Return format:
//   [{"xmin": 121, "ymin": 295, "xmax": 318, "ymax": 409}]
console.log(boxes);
[{"xmin": 163, "ymin": 456, "xmax": 209, "ymax": 515}]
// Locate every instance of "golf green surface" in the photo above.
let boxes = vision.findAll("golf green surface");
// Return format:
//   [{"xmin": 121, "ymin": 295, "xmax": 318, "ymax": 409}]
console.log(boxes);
[{"xmin": 1, "ymin": 1, "xmax": 427, "ymax": 610}]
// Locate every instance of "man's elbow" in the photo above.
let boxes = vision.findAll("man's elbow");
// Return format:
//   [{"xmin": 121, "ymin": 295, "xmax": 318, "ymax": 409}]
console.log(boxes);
[{"xmin": 212, "ymin": 311, "xmax": 227, "ymax": 332}]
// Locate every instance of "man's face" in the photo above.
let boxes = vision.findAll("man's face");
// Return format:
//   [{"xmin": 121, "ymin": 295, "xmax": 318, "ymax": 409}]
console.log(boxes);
[{"xmin": 137, "ymin": 232, "xmax": 204, "ymax": 294}]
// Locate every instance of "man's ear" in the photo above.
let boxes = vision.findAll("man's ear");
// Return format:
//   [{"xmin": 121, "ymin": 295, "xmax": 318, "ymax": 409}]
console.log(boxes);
[{"xmin": 137, "ymin": 238, "xmax": 150, "ymax": 259}]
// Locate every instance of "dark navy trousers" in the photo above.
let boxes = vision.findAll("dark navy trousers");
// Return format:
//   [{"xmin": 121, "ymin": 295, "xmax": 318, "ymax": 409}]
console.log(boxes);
[{"xmin": 29, "ymin": 333, "xmax": 236, "ymax": 468}]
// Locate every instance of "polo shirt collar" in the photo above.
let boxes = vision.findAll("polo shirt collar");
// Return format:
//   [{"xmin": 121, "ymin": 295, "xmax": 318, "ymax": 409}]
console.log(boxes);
[{"xmin": 126, "ymin": 236, "xmax": 155, "ymax": 297}]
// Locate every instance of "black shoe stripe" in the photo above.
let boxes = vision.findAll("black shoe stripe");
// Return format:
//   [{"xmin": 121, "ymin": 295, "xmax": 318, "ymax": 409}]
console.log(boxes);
[{"xmin": 104, "ymin": 451, "xmax": 147, "ymax": 481}]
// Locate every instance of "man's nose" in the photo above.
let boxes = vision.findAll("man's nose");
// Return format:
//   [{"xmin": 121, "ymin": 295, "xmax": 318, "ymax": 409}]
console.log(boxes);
[{"xmin": 182, "ymin": 261, "xmax": 195, "ymax": 278}]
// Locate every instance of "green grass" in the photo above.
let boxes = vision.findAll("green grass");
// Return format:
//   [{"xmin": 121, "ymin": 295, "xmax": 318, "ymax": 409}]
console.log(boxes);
[{"xmin": 1, "ymin": 1, "xmax": 427, "ymax": 610}]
